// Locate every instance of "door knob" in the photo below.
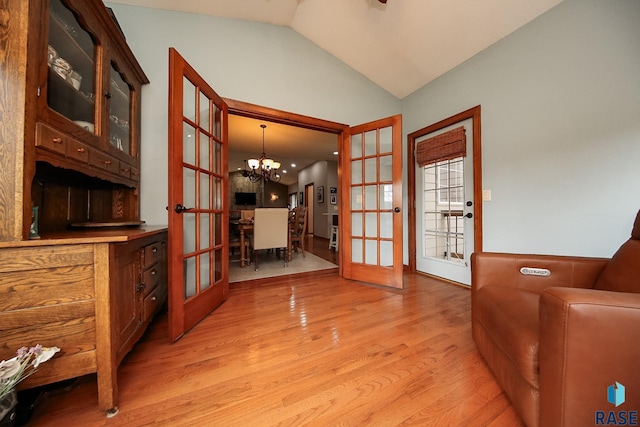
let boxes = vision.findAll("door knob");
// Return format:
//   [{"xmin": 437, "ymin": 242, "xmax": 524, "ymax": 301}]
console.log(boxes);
[
  {"xmin": 174, "ymin": 204, "xmax": 193, "ymax": 214},
  {"xmin": 394, "ymin": 207, "xmax": 401, "ymax": 213},
  {"xmin": 464, "ymin": 212, "xmax": 473, "ymax": 219}
]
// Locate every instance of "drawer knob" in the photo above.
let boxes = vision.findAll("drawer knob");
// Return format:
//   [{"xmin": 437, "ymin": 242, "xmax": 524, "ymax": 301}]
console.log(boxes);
[
  {"xmin": 121, "ymin": 168, "xmax": 130, "ymax": 173},
  {"xmin": 151, "ymin": 269, "xmax": 157, "ymax": 276},
  {"xmin": 152, "ymin": 247, "xmax": 158, "ymax": 253},
  {"xmin": 77, "ymin": 148, "xmax": 86, "ymax": 153},
  {"xmin": 151, "ymin": 296, "xmax": 157, "ymax": 301},
  {"xmin": 104, "ymin": 160, "xmax": 112, "ymax": 165},
  {"xmin": 52, "ymin": 137, "xmax": 63, "ymax": 144}
]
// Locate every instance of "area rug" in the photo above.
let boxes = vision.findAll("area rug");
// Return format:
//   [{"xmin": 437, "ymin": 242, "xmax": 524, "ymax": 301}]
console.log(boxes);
[{"xmin": 229, "ymin": 251, "xmax": 337, "ymax": 283}]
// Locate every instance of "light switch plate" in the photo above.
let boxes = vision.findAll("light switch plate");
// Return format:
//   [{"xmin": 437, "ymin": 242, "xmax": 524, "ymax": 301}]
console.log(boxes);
[{"xmin": 482, "ymin": 190, "xmax": 492, "ymax": 201}]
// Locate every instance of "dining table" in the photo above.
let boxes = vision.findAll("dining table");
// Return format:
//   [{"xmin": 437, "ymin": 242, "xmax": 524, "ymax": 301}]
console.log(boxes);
[{"xmin": 236, "ymin": 221, "xmax": 253, "ymax": 268}]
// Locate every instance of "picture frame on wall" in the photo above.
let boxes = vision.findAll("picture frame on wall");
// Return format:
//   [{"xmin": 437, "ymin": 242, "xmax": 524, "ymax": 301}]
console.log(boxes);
[
  {"xmin": 317, "ymin": 186, "xmax": 324, "ymax": 203},
  {"xmin": 330, "ymin": 194, "xmax": 337, "ymax": 205}
]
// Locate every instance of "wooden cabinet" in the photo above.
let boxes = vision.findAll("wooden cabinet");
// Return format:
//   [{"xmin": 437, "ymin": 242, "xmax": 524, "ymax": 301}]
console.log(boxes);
[
  {"xmin": 112, "ymin": 236, "xmax": 168, "ymax": 365},
  {"xmin": 40, "ymin": 0, "xmax": 144, "ymax": 185},
  {"xmin": 0, "ymin": 0, "xmax": 148, "ymax": 242},
  {"xmin": 0, "ymin": 228, "xmax": 167, "ymax": 413},
  {"xmin": 0, "ymin": 0, "xmax": 165, "ymax": 415}
]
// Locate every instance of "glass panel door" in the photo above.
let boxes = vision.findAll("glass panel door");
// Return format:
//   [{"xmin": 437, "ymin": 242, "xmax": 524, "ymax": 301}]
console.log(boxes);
[
  {"xmin": 415, "ymin": 115, "xmax": 477, "ymax": 286},
  {"xmin": 168, "ymin": 48, "xmax": 229, "ymax": 341},
  {"xmin": 47, "ymin": 0, "xmax": 96, "ymax": 133},
  {"xmin": 343, "ymin": 115, "xmax": 403, "ymax": 289}
]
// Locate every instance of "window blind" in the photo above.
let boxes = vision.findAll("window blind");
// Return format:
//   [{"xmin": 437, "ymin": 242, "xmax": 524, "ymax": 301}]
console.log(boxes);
[{"xmin": 416, "ymin": 126, "xmax": 466, "ymax": 167}]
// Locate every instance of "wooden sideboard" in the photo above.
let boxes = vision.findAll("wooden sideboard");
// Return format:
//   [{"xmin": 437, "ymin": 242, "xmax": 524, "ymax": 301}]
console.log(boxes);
[
  {"xmin": 0, "ymin": 0, "xmax": 166, "ymax": 414},
  {"xmin": 0, "ymin": 227, "xmax": 167, "ymax": 413}
]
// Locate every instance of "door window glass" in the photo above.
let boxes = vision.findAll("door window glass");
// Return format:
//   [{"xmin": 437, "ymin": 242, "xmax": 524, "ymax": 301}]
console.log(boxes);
[{"xmin": 423, "ymin": 157, "xmax": 465, "ymax": 263}]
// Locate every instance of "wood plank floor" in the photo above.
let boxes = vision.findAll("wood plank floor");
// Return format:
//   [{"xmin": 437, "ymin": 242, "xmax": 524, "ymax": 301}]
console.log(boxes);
[{"xmin": 26, "ymin": 238, "xmax": 523, "ymax": 426}]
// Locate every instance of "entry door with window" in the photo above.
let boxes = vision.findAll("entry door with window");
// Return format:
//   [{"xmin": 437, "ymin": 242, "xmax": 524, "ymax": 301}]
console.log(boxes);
[
  {"xmin": 342, "ymin": 115, "xmax": 403, "ymax": 289},
  {"xmin": 415, "ymin": 118, "xmax": 475, "ymax": 285},
  {"xmin": 168, "ymin": 48, "xmax": 229, "ymax": 341}
]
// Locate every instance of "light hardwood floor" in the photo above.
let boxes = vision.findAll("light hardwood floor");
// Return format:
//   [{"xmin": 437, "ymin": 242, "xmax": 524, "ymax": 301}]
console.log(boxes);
[{"xmin": 26, "ymin": 239, "xmax": 523, "ymax": 426}]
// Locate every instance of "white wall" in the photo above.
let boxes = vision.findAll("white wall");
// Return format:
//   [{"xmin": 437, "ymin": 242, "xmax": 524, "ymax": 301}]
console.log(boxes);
[
  {"xmin": 402, "ymin": 0, "xmax": 640, "ymax": 258},
  {"xmin": 105, "ymin": 3, "xmax": 401, "ymax": 226}
]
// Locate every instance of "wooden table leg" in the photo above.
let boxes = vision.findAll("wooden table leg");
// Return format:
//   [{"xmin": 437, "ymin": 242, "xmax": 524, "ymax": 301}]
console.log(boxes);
[{"xmin": 240, "ymin": 228, "xmax": 246, "ymax": 268}]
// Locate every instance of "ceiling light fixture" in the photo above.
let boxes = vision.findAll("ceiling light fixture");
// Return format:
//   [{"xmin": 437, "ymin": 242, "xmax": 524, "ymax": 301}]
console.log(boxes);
[{"xmin": 246, "ymin": 124, "xmax": 281, "ymax": 183}]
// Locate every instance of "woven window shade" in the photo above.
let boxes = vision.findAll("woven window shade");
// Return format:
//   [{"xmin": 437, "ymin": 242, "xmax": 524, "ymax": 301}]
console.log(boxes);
[{"xmin": 416, "ymin": 126, "xmax": 466, "ymax": 167}]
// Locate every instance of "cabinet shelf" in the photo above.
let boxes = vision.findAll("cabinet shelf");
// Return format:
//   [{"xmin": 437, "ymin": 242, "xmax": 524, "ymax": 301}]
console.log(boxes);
[
  {"xmin": 49, "ymin": 11, "xmax": 95, "ymax": 85},
  {"xmin": 109, "ymin": 82, "xmax": 129, "ymax": 101},
  {"xmin": 49, "ymin": 14, "xmax": 94, "ymax": 69},
  {"xmin": 47, "ymin": 67, "xmax": 95, "ymax": 124}
]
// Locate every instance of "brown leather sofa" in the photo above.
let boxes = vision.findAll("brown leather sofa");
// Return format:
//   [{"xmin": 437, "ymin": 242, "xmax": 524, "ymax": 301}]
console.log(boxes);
[{"xmin": 471, "ymin": 210, "xmax": 640, "ymax": 426}]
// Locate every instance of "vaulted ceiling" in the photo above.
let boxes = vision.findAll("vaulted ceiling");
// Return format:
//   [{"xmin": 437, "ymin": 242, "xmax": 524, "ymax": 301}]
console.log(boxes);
[
  {"xmin": 108, "ymin": 0, "xmax": 562, "ymax": 99},
  {"xmin": 107, "ymin": 0, "xmax": 563, "ymax": 185}
]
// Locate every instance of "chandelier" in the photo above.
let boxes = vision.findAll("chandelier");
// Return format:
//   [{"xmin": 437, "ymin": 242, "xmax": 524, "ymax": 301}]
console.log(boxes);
[{"xmin": 245, "ymin": 124, "xmax": 281, "ymax": 183}]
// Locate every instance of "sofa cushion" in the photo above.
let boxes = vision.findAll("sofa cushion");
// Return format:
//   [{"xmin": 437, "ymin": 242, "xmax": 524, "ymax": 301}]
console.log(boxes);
[
  {"xmin": 474, "ymin": 286, "xmax": 540, "ymax": 388},
  {"xmin": 594, "ymin": 211, "xmax": 640, "ymax": 294}
]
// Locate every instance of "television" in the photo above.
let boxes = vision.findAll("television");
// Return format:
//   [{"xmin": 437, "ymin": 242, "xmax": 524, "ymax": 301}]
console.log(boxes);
[{"xmin": 235, "ymin": 192, "xmax": 256, "ymax": 206}]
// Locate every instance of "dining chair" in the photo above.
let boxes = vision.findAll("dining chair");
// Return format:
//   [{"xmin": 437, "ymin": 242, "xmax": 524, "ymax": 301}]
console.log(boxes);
[
  {"xmin": 229, "ymin": 236, "xmax": 251, "ymax": 263},
  {"xmin": 290, "ymin": 206, "xmax": 307, "ymax": 260},
  {"xmin": 250, "ymin": 208, "xmax": 289, "ymax": 271}
]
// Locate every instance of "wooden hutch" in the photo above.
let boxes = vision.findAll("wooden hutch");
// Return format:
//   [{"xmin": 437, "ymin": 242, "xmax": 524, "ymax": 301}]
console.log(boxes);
[{"xmin": 0, "ymin": 0, "xmax": 167, "ymax": 415}]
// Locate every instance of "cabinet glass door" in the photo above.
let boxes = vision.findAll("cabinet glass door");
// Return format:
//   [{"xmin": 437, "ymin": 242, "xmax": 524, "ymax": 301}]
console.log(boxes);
[
  {"xmin": 108, "ymin": 64, "xmax": 132, "ymax": 157},
  {"xmin": 47, "ymin": 0, "xmax": 96, "ymax": 133}
]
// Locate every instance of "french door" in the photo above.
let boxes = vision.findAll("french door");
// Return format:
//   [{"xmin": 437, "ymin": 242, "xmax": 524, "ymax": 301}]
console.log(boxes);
[
  {"xmin": 168, "ymin": 48, "xmax": 229, "ymax": 341},
  {"xmin": 341, "ymin": 115, "xmax": 403, "ymax": 289},
  {"xmin": 221, "ymin": 100, "xmax": 404, "ymax": 290}
]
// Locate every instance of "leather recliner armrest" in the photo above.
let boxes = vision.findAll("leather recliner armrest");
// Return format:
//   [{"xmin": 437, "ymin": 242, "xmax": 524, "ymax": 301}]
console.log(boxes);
[
  {"xmin": 539, "ymin": 288, "xmax": 640, "ymax": 427},
  {"xmin": 471, "ymin": 252, "xmax": 608, "ymax": 295}
]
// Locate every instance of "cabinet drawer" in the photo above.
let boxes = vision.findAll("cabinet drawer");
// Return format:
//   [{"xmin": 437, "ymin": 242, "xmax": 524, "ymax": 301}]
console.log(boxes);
[
  {"xmin": 142, "ymin": 265, "xmax": 161, "ymax": 297},
  {"xmin": 143, "ymin": 242, "xmax": 162, "ymax": 268},
  {"xmin": 143, "ymin": 283, "xmax": 166, "ymax": 321},
  {"xmin": 118, "ymin": 164, "xmax": 132, "ymax": 179},
  {"xmin": 89, "ymin": 150, "xmax": 120, "ymax": 174},
  {"xmin": 36, "ymin": 123, "xmax": 66, "ymax": 155},
  {"xmin": 66, "ymin": 138, "xmax": 89, "ymax": 162},
  {"xmin": 130, "ymin": 167, "xmax": 140, "ymax": 181}
]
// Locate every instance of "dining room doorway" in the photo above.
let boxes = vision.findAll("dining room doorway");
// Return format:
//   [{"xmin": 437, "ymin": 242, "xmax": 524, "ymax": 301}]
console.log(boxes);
[
  {"xmin": 225, "ymin": 100, "xmax": 405, "ymax": 291},
  {"xmin": 225, "ymin": 102, "xmax": 343, "ymax": 281}
]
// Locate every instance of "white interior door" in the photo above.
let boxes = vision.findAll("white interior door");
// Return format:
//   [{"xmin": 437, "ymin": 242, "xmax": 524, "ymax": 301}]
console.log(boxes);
[{"xmin": 415, "ymin": 118, "xmax": 475, "ymax": 286}]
